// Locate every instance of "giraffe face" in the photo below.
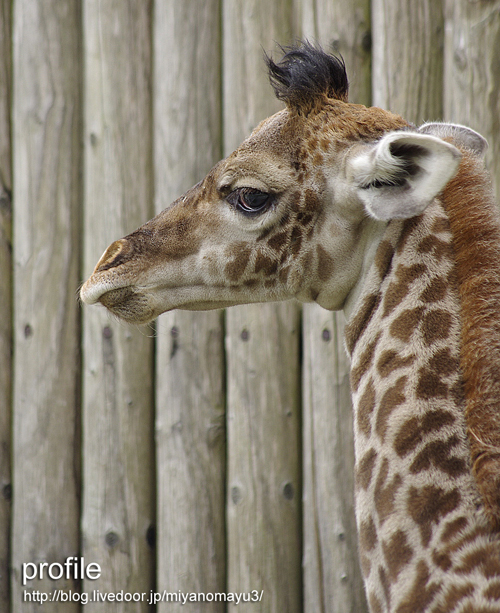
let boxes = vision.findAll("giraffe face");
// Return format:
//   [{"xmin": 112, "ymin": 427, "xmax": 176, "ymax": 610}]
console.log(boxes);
[
  {"xmin": 80, "ymin": 106, "xmax": 369, "ymax": 323},
  {"xmin": 80, "ymin": 46, "xmax": 462, "ymax": 324}
]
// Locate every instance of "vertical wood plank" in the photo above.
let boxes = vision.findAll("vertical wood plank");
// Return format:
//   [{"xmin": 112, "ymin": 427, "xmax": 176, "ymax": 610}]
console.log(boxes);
[
  {"xmin": 11, "ymin": 1, "xmax": 81, "ymax": 610},
  {"xmin": 296, "ymin": 0, "xmax": 371, "ymax": 105},
  {"xmin": 223, "ymin": 1, "xmax": 291, "ymax": 146},
  {"xmin": 444, "ymin": 0, "xmax": 500, "ymax": 199},
  {"xmin": 223, "ymin": 5, "xmax": 302, "ymax": 611},
  {"xmin": 0, "ymin": 0, "xmax": 11, "ymax": 608},
  {"xmin": 302, "ymin": 306, "xmax": 366, "ymax": 613},
  {"xmin": 153, "ymin": 2, "xmax": 226, "ymax": 610},
  {"xmin": 225, "ymin": 304, "xmax": 302, "ymax": 612},
  {"xmin": 372, "ymin": 0, "xmax": 444, "ymax": 124},
  {"xmin": 297, "ymin": 5, "xmax": 370, "ymax": 611},
  {"xmin": 82, "ymin": 2, "xmax": 154, "ymax": 609}
]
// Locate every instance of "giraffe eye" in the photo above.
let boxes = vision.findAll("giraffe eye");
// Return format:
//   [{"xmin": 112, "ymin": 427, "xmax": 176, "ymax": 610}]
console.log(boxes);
[{"xmin": 227, "ymin": 187, "xmax": 272, "ymax": 216}]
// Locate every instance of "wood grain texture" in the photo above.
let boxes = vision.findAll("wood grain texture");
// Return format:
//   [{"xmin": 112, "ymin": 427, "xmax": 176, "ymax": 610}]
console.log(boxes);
[
  {"xmin": 302, "ymin": 306, "xmax": 367, "ymax": 613},
  {"xmin": 82, "ymin": 2, "xmax": 154, "ymax": 609},
  {"xmin": 155, "ymin": 313, "xmax": 225, "ymax": 612},
  {"xmin": 444, "ymin": 0, "xmax": 500, "ymax": 199},
  {"xmin": 296, "ymin": 0, "xmax": 371, "ymax": 105},
  {"xmin": 0, "ymin": 0, "xmax": 11, "ymax": 608},
  {"xmin": 11, "ymin": 1, "xmax": 81, "ymax": 610},
  {"xmin": 226, "ymin": 303, "xmax": 302, "ymax": 612},
  {"xmin": 222, "ymin": 0, "xmax": 293, "ymax": 154},
  {"xmin": 153, "ymin": 4, "xmax": 225, "ymax": 609},
  {"xmin": 372, "ymin": 0, "xmax": 444, "ymax": 124}
]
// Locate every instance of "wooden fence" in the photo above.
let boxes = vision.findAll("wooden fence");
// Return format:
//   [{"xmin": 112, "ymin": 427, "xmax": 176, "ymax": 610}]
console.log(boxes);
[{"xmin": 1, "ymin": 0, "xmax": 499, "ymax": 611}]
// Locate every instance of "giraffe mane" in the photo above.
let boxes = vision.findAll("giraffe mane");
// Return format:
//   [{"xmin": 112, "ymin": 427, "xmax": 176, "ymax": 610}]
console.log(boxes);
[
  {"xmin": 442, "ymin": 149, "xmax": 500, "ymax": 529},
  {"xmin": 266, "ymin": 41, "xmax": 349, "ymax": 114}
]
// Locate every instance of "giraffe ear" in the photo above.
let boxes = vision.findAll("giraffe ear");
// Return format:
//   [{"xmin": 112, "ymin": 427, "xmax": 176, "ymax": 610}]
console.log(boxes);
[
  {"xmin": 349, "ymin": 132, "xmax": 462, "ymax": 221},
  {"xmin": 418, "ymin": 122, "xmax": 488, "ymax": 157}
]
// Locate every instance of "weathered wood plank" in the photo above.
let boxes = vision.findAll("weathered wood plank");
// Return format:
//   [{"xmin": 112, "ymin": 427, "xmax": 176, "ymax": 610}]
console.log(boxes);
[
  {"xmin": 302, "ymin": 306, "xmax": 366, "ymax": 613},
  {"xmin": 153, "ymin": 3, "xmax": 226, "ymax": 610},
  {"xmin": 82, "ymin": 2, "xmax": 154, "ymax": 608},
  {"xmin": 297, "ymin": 5, "xmax": 370, "ymax": 611},
  {"xmin": 223, "ymin": 6, "xmax": 301, "ymax": 611},
  {"xmin": 226, "ymin": 303, "xmax": 302, "ymax": 612},
  {"xmin": 372, "ymin": 0, "xmax": 444, "ymax": 124},
  {"xmin": 11, "ymin": 1, "xmax": 81, "ymax": 610},
  {"xmin": 155, "ymin": 312, "xmax": 225, "ymax": 611},
  {"xmin": 444, "ymin": 0, "xmax": 500, "ymax": 199},
  {"xmin": 223, "ymin": 1, "xmax": 291, "ymax": 147},
  {"xmin": 296, "ymin": 0, "xmax": 372, "ymax": 105},
  {"xmin": 0, "ymin": 0, "xmax": 11, "ymax": 608}
]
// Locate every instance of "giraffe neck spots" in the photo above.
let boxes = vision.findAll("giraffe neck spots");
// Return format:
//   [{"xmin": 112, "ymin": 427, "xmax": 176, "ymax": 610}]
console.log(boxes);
[{"xmin": 346, "ymin": 200, "xmax": 500, "ymax": 612}]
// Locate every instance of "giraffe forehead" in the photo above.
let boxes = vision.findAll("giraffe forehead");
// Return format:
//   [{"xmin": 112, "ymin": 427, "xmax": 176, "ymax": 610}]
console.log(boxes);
[
  {"xmin": 219, "ymin": 112, "xmax": 297, "ymax": 189},
  {"xmin": 220, "ymin": 101, "xmax": 410, "ymax": 185}
]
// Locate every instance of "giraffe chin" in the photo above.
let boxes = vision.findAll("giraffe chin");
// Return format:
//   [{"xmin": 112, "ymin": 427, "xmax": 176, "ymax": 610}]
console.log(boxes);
[
  {"xmin": 93, "ymin": 282, "xmax": 278, "ymax": 324},
  {"xmin": 97, "ymin": 286, "xmax": 159, "ymax": 325}
]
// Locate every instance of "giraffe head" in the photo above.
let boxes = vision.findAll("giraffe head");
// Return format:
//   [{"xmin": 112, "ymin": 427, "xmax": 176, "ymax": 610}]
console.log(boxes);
[{"xmin": 81, "ymin": 43, "xmax": 466, "ymax": 324}]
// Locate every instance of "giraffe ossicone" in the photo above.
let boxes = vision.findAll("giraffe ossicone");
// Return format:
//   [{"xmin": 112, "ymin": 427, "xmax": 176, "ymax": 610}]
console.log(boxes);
[{"xmin": 81, "ymin": 43, "xmax": 500, "ymax": 613}]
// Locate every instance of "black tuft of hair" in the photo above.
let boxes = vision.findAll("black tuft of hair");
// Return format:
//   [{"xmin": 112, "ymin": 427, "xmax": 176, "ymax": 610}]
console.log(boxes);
[{"xmin": 265, "ymin": 41, "xmax": 349, "ymax": 113}]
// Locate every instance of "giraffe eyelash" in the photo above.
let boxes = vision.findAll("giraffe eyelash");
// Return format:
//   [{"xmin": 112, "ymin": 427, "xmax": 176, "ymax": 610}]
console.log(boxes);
[{"xmin": 226, "ymin": 187, "xmax": 275, "ymax": 217}]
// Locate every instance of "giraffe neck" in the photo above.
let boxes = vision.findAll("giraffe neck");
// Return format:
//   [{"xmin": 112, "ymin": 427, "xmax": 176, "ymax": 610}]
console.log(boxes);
[{"xmin": 344, "ymin": 199, "xmax": 500, "ymax": 612}]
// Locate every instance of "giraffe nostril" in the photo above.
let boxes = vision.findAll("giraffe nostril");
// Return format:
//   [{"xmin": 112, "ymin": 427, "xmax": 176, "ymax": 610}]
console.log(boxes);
[{"xmin": 94, "ymin": 239, "xmax": 129, "ymax": 273}]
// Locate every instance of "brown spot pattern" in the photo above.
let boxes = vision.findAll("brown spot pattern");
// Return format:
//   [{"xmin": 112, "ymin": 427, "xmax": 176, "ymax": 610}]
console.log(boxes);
[
  {"xmin": 383, "ymin": 263, "xmax": 427, "ymax": 317},
  {"xmin": 456, "ymin": 545, "xmax": 500, "ymax": 578},
  {"xmin": 389, "ymin": 306, "xmax": 425, "ymax": 343},
  {"xmin": 360, "ymin": 554, "xmax": 372, "ymax": 579},
  {"xmin": 290, "ymin": 225, "xmax": 303, "ymax": 256},
  {"xmin": 417, "ymin": 235, "xmax": 454, "ymax": 262},
  {"xmin": 441, "ymin": 516, "xmax": 469, "ymax": 543},
  {"xmin": 419, "ymin": 276, "xmax": 447, "ymax": 303},
  {"xmin": 359, "ymin": 516, "xmax": 378, "ymax": 552},
  {"xmin": 431, "ymin": 216, "xmax": 450, "ymax": 234},
  {"xmin": 356, "ymin": 448, "xmax": 377, "ymax": 491},
  {"xmin": 377, "ymin": 350, "xmax": 416, "ymax": 378},
  {"xmin": 350, "ymin": 332, "xmax": 382, "ymax": 392},
  {"xmin": 421, "ymin": 309, "xmax": 453, "ymax": 346},
  {"xmin": 394, "ymin": 409, "xmax": 456, "ymax": 458},
  {"xmin": 374, "ymin": 457, "xmax": 403, "ymax": 524},
  {"xmin": 430, "ymin": 583, "xmax": 475, "ymax": 613},
  {"xmin": 344, "ymin": 292, "xmax": 382, "ymax": 354},
  {"xmin": 254, "ymin": 251, "xmax": 278, "ymax": 276},
  {"xmin": 394, "ymin": 560, "xmax": 441, "ymax": 613},
  {"xmin": 224, "ymin": 244, "xmax": 252, "ymax": 281},
  {"xmin": 432, "ymin": 549, "xmax": 452, "ymax": 571},
  {"xmin": 368, "ymin": 592, "xmax": 383, "ymax": 613},
  {"xmin": 428, "ymin": 347, "xmax": 459, "ymax": 375},
  {"xmin": 375, "ymin": 240, "xmax": 395, "ymax": 279},
  {"xmin": 304, "ymin": 188, "xmax": 321, "ymax": 211},
  {"xmin": 267, "ymin": 231, "xmax": 288, "ymax": 251},
  {"xmin": 382, "ymin": 530, "xmax": 414, "ymax": 582},
  {"xmin": 409, "ymin": 436, "xmax": 467, "ymax": 478},
  {"xmin": 357, "ymin": 378, "xmax": 376, "ymax": 436},
  {"xmin": 484, "ymin": 581, "xmax": 500, "ymax": 601},
  {"xmin": 375, "ymin": 376, "xmax": 407, "ymax": 441},
  {"xmin": 416, "ymin": 367, "xmax": 449, "ymax": 400},
  {"xmin": 408, "ymin": 485, "xmax": 461, "ymax": 547},
  {"xmin": 396, "ymin": 216, "xmax": 422, "ymax": 255}
]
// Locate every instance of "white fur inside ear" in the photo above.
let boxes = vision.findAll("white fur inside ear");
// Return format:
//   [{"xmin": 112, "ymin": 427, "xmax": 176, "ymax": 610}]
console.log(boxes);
[{"xmin": 349, "ymin": 132, "xmax": 462, "ymax": 221}]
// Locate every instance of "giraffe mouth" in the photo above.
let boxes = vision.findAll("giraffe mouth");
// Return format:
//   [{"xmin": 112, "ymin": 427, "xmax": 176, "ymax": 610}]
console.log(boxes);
[
  {"xmin": 81, "ymin": 277, "xmax": 251, "ymax": 324},
  {"xmin": 94, "ymin": 285, "xmax": 159, "ymax": 324}
]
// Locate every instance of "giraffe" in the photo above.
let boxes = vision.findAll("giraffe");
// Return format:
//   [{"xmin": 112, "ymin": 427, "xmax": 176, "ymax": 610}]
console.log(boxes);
[{"xmin": 81, "ymin": 43, "xmax": 500, "ymax": 612}]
